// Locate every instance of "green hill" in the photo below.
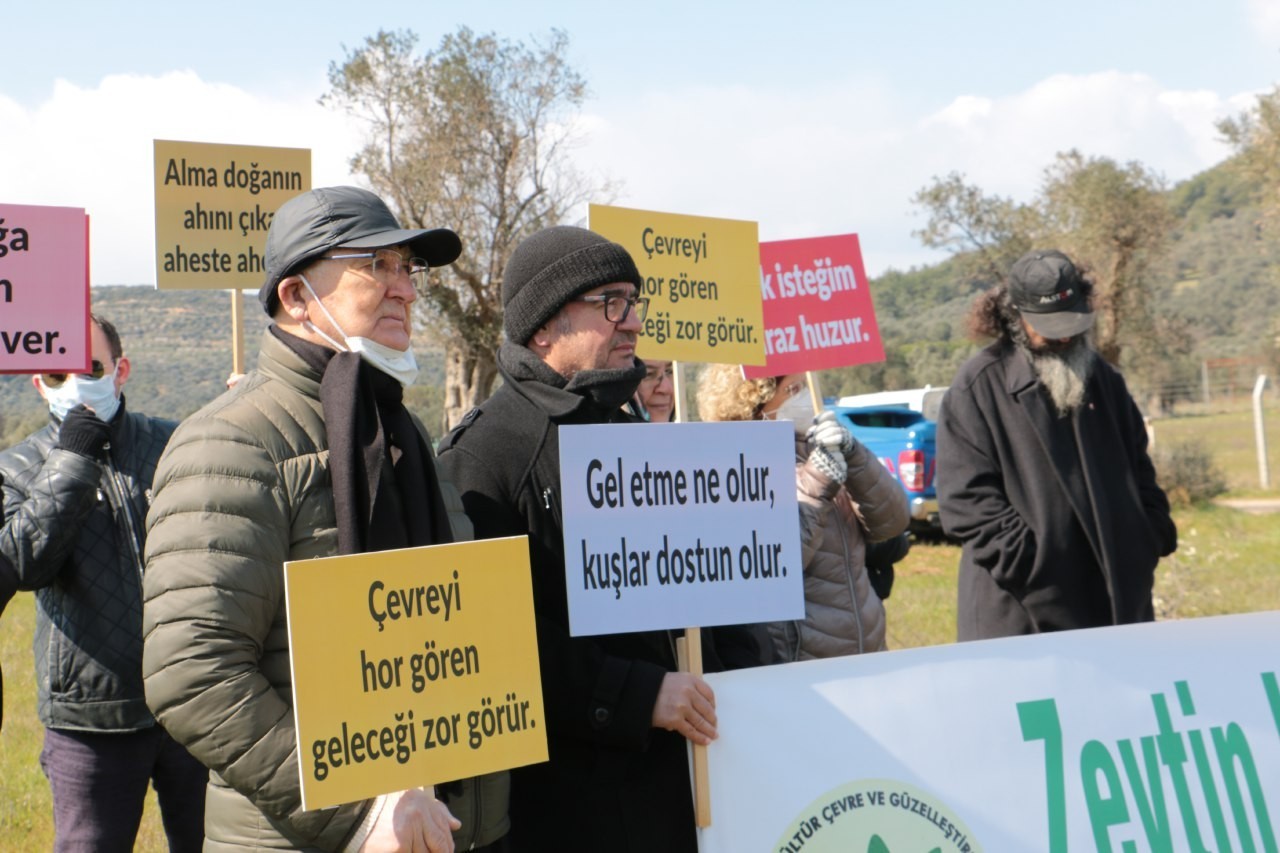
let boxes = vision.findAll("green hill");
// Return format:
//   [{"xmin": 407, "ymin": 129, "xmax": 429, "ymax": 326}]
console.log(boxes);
[
  {"xmin": 0, "ymin": 288, "xmax": 448, "ymax": 447},
  {"xmin": 2, "ymin": 159, "xmax": 1275, "ymax": 448},
  {"xmin": 824, "ymin": 159, "xmax": 1279, "ymax": 403}
]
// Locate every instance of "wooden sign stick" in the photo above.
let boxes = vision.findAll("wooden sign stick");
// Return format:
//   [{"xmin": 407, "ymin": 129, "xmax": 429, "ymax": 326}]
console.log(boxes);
[
  {"xmin": 804, "ymin": 371, "xmax": 824, "ymax": 419},
  {"xmin": 230, "ymin": 290, "xmax": 245, "ymax": 376},
  {"xmin": 672, "ymin": 361, "xmax": 685, "ymax": 423},
  {"xmin": 677, "ymin": 627, "xmax": 712, "ymax": 828}
]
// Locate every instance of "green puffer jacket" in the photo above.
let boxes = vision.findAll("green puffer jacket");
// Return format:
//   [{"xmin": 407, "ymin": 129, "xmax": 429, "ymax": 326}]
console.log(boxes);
[{"xmin": 142, "ymin": 330, "xmax": 507, "ymax": 851}]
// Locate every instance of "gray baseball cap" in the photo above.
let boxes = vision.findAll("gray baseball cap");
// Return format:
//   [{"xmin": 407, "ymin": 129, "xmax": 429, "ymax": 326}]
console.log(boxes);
[
  {"xmin": 1008, "ymin": 249, "xmax": 1095, "ymax": 339},
  {"xmin": 259, "ymin": 186, "xmax": 462, "ymax": 314}
]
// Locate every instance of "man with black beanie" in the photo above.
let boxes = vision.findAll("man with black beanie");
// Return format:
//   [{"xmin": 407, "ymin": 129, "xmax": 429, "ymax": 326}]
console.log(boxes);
[
  {"xmin": 142, "ymin": 186, "xmax": 506, "ymax": 852},
  {"xmin": 0, "ymin": 314, "xmax": 207, "ymax": 851},
  {"xmin": 437, "ymin": 225, "xmax": 757, "ymax": 853}
]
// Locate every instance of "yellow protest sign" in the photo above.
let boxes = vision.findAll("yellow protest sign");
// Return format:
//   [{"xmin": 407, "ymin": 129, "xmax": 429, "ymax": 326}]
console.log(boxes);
[
  {"xmin": 284, "ymin": 536, "xmax": 547, "ymax": 811},
  {"xmin": 590, "ymin": 204, "xmax": 765, "ymax": 365},
  {"xmin": 153, "ymin": 139, "xmax": 311, "ymax": 289}
]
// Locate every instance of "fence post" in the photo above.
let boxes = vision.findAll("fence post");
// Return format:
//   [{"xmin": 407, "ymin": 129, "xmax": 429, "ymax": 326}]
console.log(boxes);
[
  {"xmin": 1253, "ymin": 374, "xmax": 1270, "ymax": 490},
  {"xmin": 1201, "ymin": 360, "xmax": 1211, "ymax": 405}
]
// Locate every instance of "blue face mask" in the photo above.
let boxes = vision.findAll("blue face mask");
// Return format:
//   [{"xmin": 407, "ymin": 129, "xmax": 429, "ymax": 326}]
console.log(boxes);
[{"xmin": 41, "ymin": 368, "xmax": 121, "ymax": 423}]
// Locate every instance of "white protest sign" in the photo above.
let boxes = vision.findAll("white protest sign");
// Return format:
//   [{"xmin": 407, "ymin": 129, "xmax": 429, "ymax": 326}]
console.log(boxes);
[
  {"xmin": 559, "ymin": 421, "xmax": 804, "ymax": 637},
  {"xmin": 699, "ymin": 611, "xmax": 1280, "ymax": 852}
]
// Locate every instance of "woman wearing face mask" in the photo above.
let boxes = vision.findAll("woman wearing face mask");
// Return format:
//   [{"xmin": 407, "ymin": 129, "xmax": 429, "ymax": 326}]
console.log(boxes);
[
  {"xmin": 696, "ymin": 365, "xmax": 910, "ymax": 661},
  {"xmin": 627, "ymin": 359, "xmax": 676, "ymax": 422}
]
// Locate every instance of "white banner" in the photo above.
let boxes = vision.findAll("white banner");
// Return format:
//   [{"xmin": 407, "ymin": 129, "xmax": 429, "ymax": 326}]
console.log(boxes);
[
  {"xmin": 559, "ymin": 421, "xmax": 804, "ymax": 636},
  {"xmin": 700, "ymin": 611, "xmax": 1280, "ymax": 852}
]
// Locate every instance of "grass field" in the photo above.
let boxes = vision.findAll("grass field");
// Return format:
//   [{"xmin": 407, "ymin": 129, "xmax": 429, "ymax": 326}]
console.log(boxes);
[
  {"xmin": 1, "ymin": 409, "xmax": 1276, "ymax": 849},
  {"xmin": 1150, "ymin": 402, "xmax": 1280, "ymax": 497}
]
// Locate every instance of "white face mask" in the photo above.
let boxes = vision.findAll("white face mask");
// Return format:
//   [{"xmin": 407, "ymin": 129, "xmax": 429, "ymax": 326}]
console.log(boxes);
[
  {"xmin": 41, "ymin": 368, "xmax": 121, "ymax": 423},
  {"xmin": 762, "ymin": 383, "xmax": 813, "ymax": 423},
  {"xmin": 299, "ymin": 274, "xmax": 420, "ymax": 387}
]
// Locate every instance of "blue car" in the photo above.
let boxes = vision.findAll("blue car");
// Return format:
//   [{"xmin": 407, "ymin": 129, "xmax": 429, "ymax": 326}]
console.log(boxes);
[{"xmin": 827, "ymin": 387, "xmax": 946, "ymax": 535}]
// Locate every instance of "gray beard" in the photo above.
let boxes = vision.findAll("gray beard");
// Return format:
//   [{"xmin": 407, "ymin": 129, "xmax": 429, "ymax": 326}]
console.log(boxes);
[{"xmin": 1027, "ymin": 337, "xmax": 1095, "ymax": 416}]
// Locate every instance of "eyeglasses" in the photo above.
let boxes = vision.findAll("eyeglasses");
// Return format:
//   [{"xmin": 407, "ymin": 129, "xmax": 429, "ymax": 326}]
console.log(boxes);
[
  {"xmin": 322, "ymin": 249, "xmax": 429, "ymax": 289},
  {"xmin": 42, "ymin": 360, "xmax": 109, "ymax": 388},
  {"xmin": 572, "ymin": 292, "xmax": 649, "ymax": 324}
]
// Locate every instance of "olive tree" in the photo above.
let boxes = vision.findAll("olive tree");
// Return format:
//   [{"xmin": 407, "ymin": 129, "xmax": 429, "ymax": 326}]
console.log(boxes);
[
  {"xmin": 324, "ymin": 27, "xmax": 606, "ymax": 429},
  {"xmin": 912, "ymin": 151, "xmax": 1172, "ymax": 367},
  {"xmin": 1218, "ymin": 84, "xmax": 1280, "ymax": 237}
]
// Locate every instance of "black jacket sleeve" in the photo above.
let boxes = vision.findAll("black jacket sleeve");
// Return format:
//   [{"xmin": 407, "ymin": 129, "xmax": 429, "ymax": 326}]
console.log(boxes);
[
  {"xmin": 0, "ymin": 439, "xmax": 102, "ymax": 591},
  {"xmin": 936, "ymin": 386, "xmax": 1039, "ymax": 589}
]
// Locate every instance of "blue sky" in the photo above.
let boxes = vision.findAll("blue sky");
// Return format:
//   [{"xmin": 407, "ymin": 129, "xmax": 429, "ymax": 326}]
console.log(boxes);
[{"xmin": 3, "ymin": 0, "xmax": 1277, "ymax": 284}]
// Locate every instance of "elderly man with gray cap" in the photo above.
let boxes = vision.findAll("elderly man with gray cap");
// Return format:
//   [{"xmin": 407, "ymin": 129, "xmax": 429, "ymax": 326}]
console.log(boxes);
[
  {"xmin": 436, "ymin": 226, "xmax": 763, "ymax": 853},
  {"xmin": 936, "ymin": 249, "xmax": 1177, "ymax": 641},
  {"xmin": 142, "ymin": 187, "xmax": 508, "ymax": 852}
]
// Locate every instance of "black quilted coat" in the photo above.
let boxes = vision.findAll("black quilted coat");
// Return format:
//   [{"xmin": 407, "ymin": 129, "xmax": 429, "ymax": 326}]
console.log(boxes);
[{"xmin": 0, "ymin": 401, "xmax": 174, "ymax": 731}]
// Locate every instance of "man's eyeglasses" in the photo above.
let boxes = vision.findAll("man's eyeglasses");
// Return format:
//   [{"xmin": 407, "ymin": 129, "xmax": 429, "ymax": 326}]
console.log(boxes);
[
  {"xmin": 572, "ymin": 292, "xmax": 649, "ymax": 324},
  {"xmin": 42, "ymin": 360, "xmax": 109, "ymax": 388},
  {"xmin": 322, "ymin": 249, "xmax": 429, "ymax": 289}
]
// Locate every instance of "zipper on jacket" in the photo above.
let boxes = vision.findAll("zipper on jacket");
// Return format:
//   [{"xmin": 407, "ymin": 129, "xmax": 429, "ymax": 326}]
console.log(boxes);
[
  {"xmin": 104, "ymin": 447, "xmax": 147, "ymax": 588},
  {"xmin": 835, "ymin": 510, "xmax": 865, "ymax": 654}
]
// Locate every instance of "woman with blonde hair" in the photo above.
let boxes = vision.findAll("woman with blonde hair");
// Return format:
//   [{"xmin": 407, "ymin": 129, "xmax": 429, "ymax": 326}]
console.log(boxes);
[{"xmin": 697, "ymin": 364, "xmax": 909, "ymax": 660}]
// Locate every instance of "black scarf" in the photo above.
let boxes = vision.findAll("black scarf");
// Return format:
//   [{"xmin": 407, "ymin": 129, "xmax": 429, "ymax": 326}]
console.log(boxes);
[
  {"xmin": 497, "ymin": 340, "xmax": 646, "ymax": 414},
  {"xmin": 273, "ymin": 327, "xmax": 453, "ymax": 555}
]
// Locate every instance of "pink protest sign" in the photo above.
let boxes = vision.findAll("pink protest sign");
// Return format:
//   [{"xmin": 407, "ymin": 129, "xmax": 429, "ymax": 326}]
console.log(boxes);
[
  {"xmin": 0, "ymin": 203, "xmax": 91, "ymax": 374},
  {"xmin": 742, "ymin": 234, "xmax": 885, "ymax": 380}
]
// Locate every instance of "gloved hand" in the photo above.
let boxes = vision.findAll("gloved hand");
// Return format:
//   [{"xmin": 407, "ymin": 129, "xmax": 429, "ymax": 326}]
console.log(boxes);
[
  {"xmin": 807, "ymin": 410, "xmax": 854, "ymax": 457},
  {"xmin": 808, "ymin": 445, "xmax": 848, "ymax": 484},
  {"xmin": 57, "ymin": 405, "xmax": 110, "ymax": 460}
]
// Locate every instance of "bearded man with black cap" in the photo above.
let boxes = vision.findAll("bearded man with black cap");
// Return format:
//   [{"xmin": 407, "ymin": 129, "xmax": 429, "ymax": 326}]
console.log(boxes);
[
  {"xmin": 937, "ymin": 249, "xmax": 1177, "ymax": 641},
  {"xmin": 142, "ymin": 186, "xmax": 507, "ymax": 853},
  {"xmin": 437, "ymin": 226, "xmax": 761, "ymax": 853}
]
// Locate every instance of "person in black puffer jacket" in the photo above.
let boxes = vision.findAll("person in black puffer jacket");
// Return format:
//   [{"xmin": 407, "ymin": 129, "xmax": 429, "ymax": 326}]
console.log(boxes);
[
  {"xmin": 0, "ymin": 313, "xmax": 206, "ymax": 852},
  {"xmin": 0, "ymin": 476, "xmax": 14, "ymax": 732}
]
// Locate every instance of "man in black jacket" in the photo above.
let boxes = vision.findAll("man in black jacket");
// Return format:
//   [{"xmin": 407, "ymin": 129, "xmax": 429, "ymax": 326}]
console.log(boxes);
[
  {"xmin": 0, "ymin": 314, "xmax": 206, "ymax": 851},
  {"xmin": 437, "ymin": 226, "xmax": 757, "ymax": 853},
  {"xmin": 937, "ymin": 250, "xmax": 1177, "ymax": 640}
]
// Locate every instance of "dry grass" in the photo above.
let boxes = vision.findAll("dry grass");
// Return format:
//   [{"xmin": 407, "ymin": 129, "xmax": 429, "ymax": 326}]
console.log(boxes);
[
  {"xmin": 1150, "ymin": 404, "xmax": 1280, "ymax": 498},
  {"xmin": 0, "ymin": 595, "xmax": 167, "ymax": 850}
]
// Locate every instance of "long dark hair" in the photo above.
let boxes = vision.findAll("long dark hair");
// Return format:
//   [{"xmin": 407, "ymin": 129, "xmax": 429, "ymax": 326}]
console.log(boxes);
[{"xmin": 967, "ymin": 278, "xmax": 1095, "ymax": 345}]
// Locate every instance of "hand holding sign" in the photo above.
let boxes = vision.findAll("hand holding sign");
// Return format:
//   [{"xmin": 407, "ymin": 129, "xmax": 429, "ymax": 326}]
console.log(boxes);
[
  {"xmin": 357, "ymin": 788, "xmax": 460, "ymax": 853},
  {"xmin": 651, "ymin": 671, "xmax": 718, "ymax": 746}
]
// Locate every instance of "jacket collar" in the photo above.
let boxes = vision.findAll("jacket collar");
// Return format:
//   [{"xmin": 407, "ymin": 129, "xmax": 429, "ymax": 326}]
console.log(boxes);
[
  {"xmin": 257, "ymin": 326, "xmax": 324, "ymax": 399},
  {"xmin": 496, "ymin": 340, "xmax": 643, "ymax": 421},
  {"xmin": 1002, "ymin": 341, "xmax": 1039, "ymax": 398}
]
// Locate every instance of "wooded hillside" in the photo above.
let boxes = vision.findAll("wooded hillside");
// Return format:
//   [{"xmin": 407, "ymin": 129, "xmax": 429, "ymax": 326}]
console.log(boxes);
[{"xmin": 1, "ymin": 160, "xmax": 1275, "ymax": 449}]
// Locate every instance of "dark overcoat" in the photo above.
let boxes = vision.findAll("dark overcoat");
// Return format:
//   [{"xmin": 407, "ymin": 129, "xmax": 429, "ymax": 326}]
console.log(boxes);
[
  {"xmin": 937, "ymin": 341, "xmax": 1177, "ymax": 640},
  {"xmin": 437, "ymin": 361, "xmax": 760, "ymax": 853}
]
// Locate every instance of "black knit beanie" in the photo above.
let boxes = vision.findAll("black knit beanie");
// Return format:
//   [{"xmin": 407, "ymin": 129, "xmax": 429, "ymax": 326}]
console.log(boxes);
[{"xmin": 502, "ymin": 226, "xmax": 643, "ymax": 344}]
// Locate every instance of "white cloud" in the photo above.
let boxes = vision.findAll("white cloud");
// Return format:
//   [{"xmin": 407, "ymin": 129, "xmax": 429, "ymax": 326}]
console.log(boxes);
[
  {"xmin": 0, "ymin": 71, "xmax": 360, "ymax": 285},
  {"xmin": 576, "ymin": 70, "xmax": 1244, "ymax": 275},
  {"xmin": 1248, "ymin": 0, "xmax": 1280, "ymax": 41},
  {"xmin": 2, "ymin": 68, "xmax": 1252, "ymax": 284}
]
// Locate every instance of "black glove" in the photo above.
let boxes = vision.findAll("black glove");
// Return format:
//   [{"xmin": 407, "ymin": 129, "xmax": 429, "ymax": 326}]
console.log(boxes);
[
  {"xmin": 57, "ymin": 405, "xmax": 110, "ymax": 460},
  {"xmin": 867, "ymin": 563, "xmax": 895, "ymax": 601},
  {"xmin": 865, "ymin": 532, "xmax": 910, "ymax": 601}
]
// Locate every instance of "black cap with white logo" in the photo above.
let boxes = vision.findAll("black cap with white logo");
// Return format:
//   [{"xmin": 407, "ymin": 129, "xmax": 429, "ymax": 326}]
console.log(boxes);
[{"xmin": 1007, "ymin": 249, "xmax": 1095, "ymax": 339}]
